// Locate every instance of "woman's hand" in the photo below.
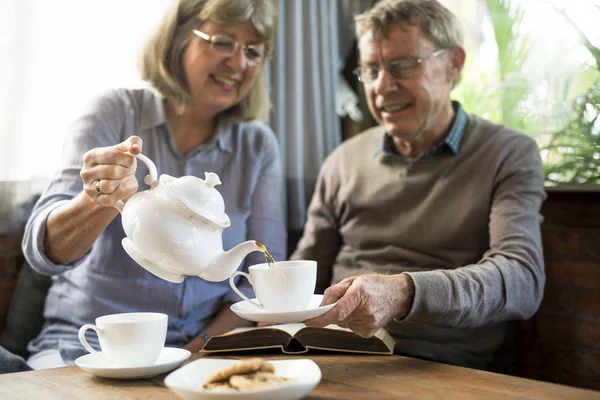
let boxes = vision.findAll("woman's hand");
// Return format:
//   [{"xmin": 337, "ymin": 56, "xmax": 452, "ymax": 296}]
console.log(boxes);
[
  {"xmin": 183, "ymin": 336, "xmax": 207, "ymax": 353},
  {"xmin": 80, "ymin": 136, "xmax": 143, "ymax": 207}
]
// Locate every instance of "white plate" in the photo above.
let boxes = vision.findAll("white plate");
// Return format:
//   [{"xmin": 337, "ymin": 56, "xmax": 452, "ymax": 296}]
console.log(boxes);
[
  {"xmin": 230, "ymin": 294, "xmax": 336, "ymax": 324},
  {"xmin": 165, "ymin": 358, "xmax": 321, "ymax": 400},
  {"xmin": 75, "ymin": 347, "xmax": 191, "ymax": 379}
]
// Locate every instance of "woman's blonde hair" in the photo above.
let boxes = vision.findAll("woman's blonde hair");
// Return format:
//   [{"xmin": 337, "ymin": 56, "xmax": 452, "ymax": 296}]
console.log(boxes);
[{"xmin": 139, "ymin": 0, "xmax": 277, "ymax": 123}]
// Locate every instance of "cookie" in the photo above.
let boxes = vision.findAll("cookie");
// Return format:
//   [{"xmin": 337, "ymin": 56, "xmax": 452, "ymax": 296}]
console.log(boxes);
[
  {"xmin": 228, "ymin": 371, "xmax": 289, "ymax": 390},
  {"xmin": 204, "ymin": 358, "xmax": 275, "ymax": 385},
  {"xmin": 202, "ymin": 382, "xmax": 237, "ymax": 392}
]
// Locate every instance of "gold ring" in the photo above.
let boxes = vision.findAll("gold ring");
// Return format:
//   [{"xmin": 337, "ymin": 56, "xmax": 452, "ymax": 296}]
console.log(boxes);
[{"xmin": 95, "ymin": 180, "xmax": 102, "ymax": 195}]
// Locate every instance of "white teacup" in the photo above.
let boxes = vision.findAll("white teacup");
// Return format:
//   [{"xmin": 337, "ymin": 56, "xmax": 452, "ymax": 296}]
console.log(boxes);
[
  {"xmin": 78, "ymin": 312, "xmax": 168, "ymax": 367},
  {"xmin": 229, "ymin": 260, "xmax": 317, "ymax": 312}
]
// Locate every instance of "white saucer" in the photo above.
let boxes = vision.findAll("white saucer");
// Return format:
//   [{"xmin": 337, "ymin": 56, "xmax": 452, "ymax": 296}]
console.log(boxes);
[
  {"xmin": 75, "ymin": 347, "xmax": 191, "ymax": 379},
  {"xmin": 165, "ymin": 358, "xmax": 321, "ymax": 400},
  {"xmin": 230, "ymin": 294, "xmax": 336, "ymax": 324}
]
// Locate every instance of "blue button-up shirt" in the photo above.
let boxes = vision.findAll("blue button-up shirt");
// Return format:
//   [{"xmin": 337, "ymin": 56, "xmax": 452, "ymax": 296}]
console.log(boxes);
[
  {"xmin": 22, "ymin": 88, "xmax": 287, "ymax": 363},
  {"xmin": 376, "ymin": 101, "xmax": 467, "ymax": 159}
]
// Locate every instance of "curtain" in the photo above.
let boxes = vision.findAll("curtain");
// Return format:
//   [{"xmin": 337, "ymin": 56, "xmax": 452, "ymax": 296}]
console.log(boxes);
[
  {"xmin": 268, "ymin": 0, "xmax": 341, "ymax": 232},
  {"xmin": 268, "ymin": 0, "xmax": 375, "ymax": 232}
]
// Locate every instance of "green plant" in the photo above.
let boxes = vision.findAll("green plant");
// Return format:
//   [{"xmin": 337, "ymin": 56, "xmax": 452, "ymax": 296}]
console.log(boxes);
[
  {"xmin": 454, "ymin": 0, "xmax": 600, "ymax": 185},
  {"xmin": 541, "ymin": 4, "xmax": 600, "ymax": 184},
  {"xmin": 486, "ymin": 0, "xmax": 532, "ymax": 131},
  {"xmin": 453, "ymin": 0, "xmax": 532, "ymax": 133}
]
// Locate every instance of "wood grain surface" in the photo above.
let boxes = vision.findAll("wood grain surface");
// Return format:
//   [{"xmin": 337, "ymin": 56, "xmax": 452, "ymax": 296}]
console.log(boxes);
[{"xmin": 1, "ymin": 352, "xmax": 598, "ymax": 400}]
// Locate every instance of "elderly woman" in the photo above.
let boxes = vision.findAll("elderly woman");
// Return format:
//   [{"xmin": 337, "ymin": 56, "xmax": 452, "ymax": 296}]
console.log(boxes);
[{"xmin": 22, "ymin": 0, "xmax": 285, "ymax": 369}]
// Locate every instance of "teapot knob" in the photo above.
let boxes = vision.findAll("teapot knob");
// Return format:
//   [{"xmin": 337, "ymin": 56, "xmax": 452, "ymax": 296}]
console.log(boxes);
[{"xmin": 204, "ymin": 172, "xmax": 222, "ymax": 188}]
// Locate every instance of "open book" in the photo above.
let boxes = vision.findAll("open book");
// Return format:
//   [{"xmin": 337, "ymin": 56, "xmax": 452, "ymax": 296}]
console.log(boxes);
[{"xmin": 201, "ymin": 323, "xmax": 395, "ymax": 355}]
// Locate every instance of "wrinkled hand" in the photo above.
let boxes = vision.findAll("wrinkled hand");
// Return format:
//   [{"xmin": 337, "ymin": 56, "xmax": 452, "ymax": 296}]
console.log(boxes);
[
  {"xmin": 305, "ymin": 273, "xmax": 415, "ymax": 338},
  {"xmin": 81, "ymin": 136, "xmax": 142, "ymax": 207}
]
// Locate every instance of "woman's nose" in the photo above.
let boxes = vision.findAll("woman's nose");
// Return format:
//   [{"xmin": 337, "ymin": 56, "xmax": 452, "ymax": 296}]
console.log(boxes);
[{"xmin": 224, "ymin": 48, "xmax": 248, "ymax": 71}]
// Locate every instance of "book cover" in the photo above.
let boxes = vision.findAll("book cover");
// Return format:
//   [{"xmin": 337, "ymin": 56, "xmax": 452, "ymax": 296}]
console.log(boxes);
[{"xmin": 201, "ymin": 323, "xmax": 395, "ymax": 355}]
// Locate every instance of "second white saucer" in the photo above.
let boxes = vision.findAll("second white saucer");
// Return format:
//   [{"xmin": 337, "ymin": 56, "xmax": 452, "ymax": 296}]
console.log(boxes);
[
  {"xmin": 230, "ymin": 294, "xmax": 336, "ymax": 323},
  {"xmin": 75, "ymin": 347, "xmax": 191, "ymax": 379}
]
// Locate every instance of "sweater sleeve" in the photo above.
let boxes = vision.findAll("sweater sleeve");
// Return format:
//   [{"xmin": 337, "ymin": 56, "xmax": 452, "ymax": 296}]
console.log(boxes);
[
  {"xmin": 404, "ymin": 135, "xmax": 546, "ymax": 328},
  {"xmin": 21, "ymin": 90, "xmax": 127, "ymax": 276},
  {"xmin": 291, "ymin": 155, "xmax": 343, "ymax": 292}
]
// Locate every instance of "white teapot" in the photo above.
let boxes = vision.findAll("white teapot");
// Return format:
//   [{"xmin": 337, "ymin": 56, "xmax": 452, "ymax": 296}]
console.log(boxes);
[{"xmin": 114, "ymin": 153, "xmax": 264, "ymax": 283}]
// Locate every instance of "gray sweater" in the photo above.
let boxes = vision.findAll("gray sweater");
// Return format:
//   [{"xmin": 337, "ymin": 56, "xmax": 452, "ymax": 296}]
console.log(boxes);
[{"xmin": 292, "ymin": 112, "xmax": 546, "ymax": 369}]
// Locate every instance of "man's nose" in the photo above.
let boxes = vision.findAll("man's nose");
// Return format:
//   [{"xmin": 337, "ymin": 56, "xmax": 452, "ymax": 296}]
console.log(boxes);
[{"xmin": 373, "ymin": 68, "xmax": 398, "ymax": 95}]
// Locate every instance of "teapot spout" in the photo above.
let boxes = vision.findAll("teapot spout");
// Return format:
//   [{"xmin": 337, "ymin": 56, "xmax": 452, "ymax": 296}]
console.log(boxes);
[{"xmin": 199, "ymin": 240, "xmax": 262, "ymax": 282}]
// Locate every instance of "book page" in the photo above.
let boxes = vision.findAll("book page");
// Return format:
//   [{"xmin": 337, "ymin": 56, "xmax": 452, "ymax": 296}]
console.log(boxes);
[
  {"xmin": 206, "ymin": 323, "xmax": 395, "ymax": 355},
  {"xmin": 296, "ymin": 325, "xmax": 395, "ymax": 354},
  {"xmin": 215, "ymin": 323, "xmax": 307, "ymax": 338},
  {"xmin": 322, "ymin": 323, "xmax": 351, "ymax": 332}
]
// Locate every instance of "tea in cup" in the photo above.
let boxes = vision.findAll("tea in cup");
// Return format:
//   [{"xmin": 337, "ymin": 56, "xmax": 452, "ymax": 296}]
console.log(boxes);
[
  {"xmin": 78, "ymin": 312, "xmax": 167, "ymax": 367},
  {"xmin": 229, "ymin": 260, "xmax": 317, "ymax": 312}
]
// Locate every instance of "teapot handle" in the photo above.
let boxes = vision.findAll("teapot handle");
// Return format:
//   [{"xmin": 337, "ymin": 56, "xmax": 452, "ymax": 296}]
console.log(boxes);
[{"xmin": 114, "ymin": 153, "xmax": 159, "ymax": 213}]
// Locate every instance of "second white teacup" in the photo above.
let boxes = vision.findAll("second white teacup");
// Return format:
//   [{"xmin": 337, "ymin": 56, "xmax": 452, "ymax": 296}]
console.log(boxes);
[
  {"xmin": 78, "ymin": 312, "xmax": 167, "ymax": 367},
  {"xmin": 229, "ymin": 260, "xmax": 317, "ymax": 312}
]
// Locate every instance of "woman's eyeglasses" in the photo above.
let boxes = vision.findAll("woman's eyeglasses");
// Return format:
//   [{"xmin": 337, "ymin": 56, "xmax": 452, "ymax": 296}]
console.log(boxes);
[{"xmin": 193, "ymin": 29, "xmax": 264, "ymax": 63}]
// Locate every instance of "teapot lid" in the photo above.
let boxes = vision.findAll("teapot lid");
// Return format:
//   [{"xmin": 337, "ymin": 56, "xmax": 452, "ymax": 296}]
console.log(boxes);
[{"xmin": 162, "ymin": 172, "xmax": 231, "ymax": 228}]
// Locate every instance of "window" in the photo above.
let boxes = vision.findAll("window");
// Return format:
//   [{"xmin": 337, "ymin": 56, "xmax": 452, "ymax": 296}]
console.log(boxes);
[
  {"xmin": 0, "ymin": 0, "xmax": 171, "ymax": 181},
  {"xmin": 451, "ymin": 0, "xmax": 600, "ymax": 185}
]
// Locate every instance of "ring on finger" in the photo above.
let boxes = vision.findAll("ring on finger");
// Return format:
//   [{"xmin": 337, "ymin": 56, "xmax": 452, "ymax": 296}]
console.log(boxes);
[{"xmin": 94, "ymin": 179, "xmax": 103, "ymax": 195}]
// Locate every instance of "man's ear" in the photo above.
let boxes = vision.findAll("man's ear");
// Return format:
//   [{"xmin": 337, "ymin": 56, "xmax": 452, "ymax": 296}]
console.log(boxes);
[{"xmin": 448, "ymin": 46, "xmax": 466, "ymax": 82}]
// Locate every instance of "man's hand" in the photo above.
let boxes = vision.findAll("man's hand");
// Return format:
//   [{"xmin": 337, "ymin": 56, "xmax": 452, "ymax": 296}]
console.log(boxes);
[{"xmin": 305, "ymin": 273, "xmax": 415, "ymax": 338}]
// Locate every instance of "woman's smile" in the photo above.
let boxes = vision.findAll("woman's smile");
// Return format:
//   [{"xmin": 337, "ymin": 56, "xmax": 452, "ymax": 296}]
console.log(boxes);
[{"xmin": 211, "ymin": 74, "xmax": 239, "ymax": 92}]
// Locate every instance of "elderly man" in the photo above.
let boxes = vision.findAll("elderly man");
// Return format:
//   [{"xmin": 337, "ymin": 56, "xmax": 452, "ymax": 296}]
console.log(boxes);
[{"xmin": 294, "ymin": 0, "xmax": 546, "ymax": 370}]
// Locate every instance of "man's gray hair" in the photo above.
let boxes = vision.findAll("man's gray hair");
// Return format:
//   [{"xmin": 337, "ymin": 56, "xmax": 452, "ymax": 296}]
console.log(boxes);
[{"xmin": 355, "ymin": 0, "xmax": 463, "ymax": 49}]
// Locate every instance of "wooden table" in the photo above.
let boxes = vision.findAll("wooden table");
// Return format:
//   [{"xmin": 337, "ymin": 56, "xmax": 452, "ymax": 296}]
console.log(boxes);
[{"xmin": 1, "ymin": 352, "xmax": 598, "ymax": 400}]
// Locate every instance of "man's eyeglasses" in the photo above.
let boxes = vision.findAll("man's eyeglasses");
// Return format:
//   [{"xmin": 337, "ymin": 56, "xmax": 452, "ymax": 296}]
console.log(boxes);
[
  {"xmin": 193, "ymin": 29, "xmax": 264, "ymax": 63},
  {"xmin": 354, "ymin": 48, "xmax": 447, "ymax": 84}
]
